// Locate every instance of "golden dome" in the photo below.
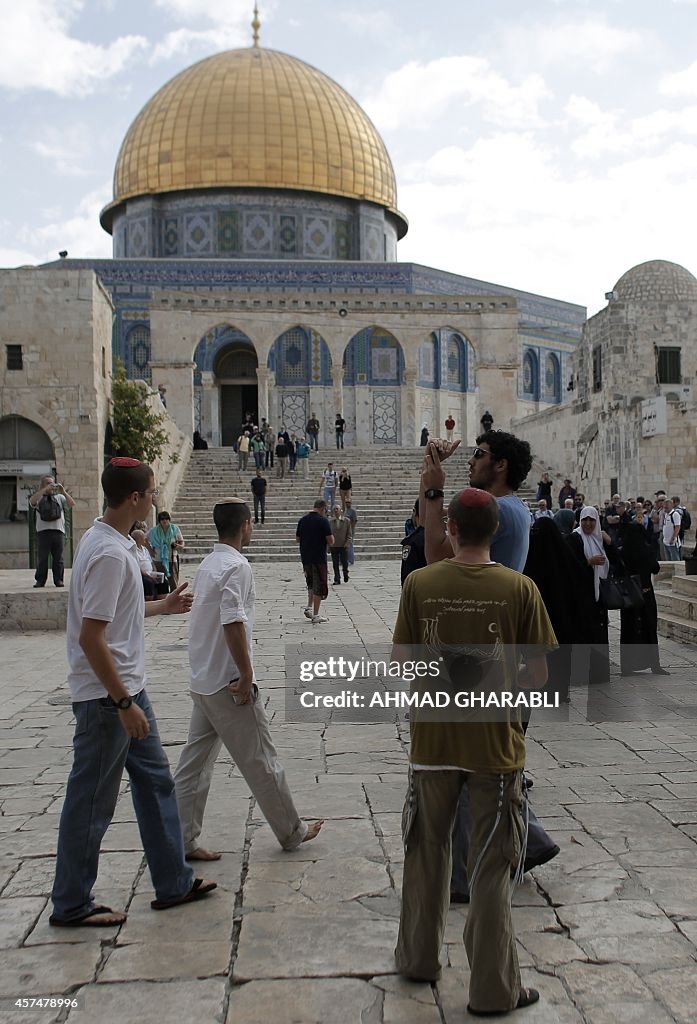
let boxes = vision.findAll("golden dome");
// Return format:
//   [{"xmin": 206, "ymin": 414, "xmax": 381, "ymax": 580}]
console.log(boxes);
[{"xmin": 101, "ymin": 47, "xmax": 406, "ymax": 235}]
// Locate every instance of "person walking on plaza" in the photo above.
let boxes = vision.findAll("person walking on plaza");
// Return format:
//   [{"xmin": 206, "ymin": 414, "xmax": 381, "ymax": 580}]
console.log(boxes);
[
  {"xmin": 251, "ymin": 468, "xmax": 267, "ymax": 525},
  {"xmin": 296, "ymin": 436, "xmax": 311, "ymax": 478},
  {"xmin": 339, "ymin": 467, "xmax": 352, "ymax": 510},
  {"xmin": 296, "ymin": 498, "xmax": 333, "ymax": 624},
  {"xmin": 335, "ymin": 413, "xmax": 346, "ymax": 449},
  {"xmin": 49, "ymin": 457, "xmax": 216, "ymax": 926},
  {"xmin": 344, "ymin": 497, "xmax": 357, "ymax": 566},
  {"xmin": 174, "ymin": 498, "xmax": 323, "ymax": 861},
  {"xmin": 400, "ymin": 499, "xmax": 426, "ymax": 585},
  {"xmin": 532, "ymin": 499, "xmax": 554, "ymax": 522},
  {"xmin": 29, "ymin": 475, "xmax": 75, "ymax": 588},
  {"xmin": 306, "ymin": 413, "xmax": 320, "ymax": 451},
  {"xmin": 444, "ymin": 415, "xmax": 455, "ymax": 441},
  {"xmin": 393, "ymin": 487, "xmax": 555, "ymax": 1015},
  {"xmin": 617, "ymin": 520, "xmax": 668, "ymax": 677},
  {"xmin": 567, "ymin": 506, "xmax": 620, "ymax": 685},
  {"xmin": 329, "ymin": 505, "xmax": 351, "ymax": 584},
  {"xmin": 320, "ymin": 462, "xmax": 338, "ymax": 509}
]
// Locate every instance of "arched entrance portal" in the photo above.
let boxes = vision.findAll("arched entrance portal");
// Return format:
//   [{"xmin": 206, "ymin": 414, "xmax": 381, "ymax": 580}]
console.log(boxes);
[
  {"xmin": 0, "ymin": 416, "xmax": 56, "ymax": 560},
  {"xmin": 193, "ymin": 326, "xmax": 258, "ymax": 446},
  {"xmin": 215, "ymin": 343, "xmax": 259, "ymax": 446}
]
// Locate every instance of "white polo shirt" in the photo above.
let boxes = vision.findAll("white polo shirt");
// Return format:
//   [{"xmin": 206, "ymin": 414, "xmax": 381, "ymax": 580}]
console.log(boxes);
[
  {"xmin": 66, "ymin": 519, "xmax": 146, "ymax": 702},
  {"xmin": 188, "ymin": 543, "xmax": 255, "ymax": 695}
]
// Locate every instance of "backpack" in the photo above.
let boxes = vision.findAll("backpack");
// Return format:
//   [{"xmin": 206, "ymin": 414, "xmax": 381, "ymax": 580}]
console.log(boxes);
[
  {"xmin": 37, "ymin": 493, "xmax": 62, "ymax": 522},
  {"xmin": 678, "ymin": 507, "xmax": 692, "ymax": 540}
]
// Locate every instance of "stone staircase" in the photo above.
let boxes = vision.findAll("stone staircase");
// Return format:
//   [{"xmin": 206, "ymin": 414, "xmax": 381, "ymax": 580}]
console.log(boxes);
[
  {"xmin": 172, "ymin": 446, "xmax": 538, "ymax": 564},
  {"xmin": 655, "ymin": 564, "xmax": 697, "ymax": 643}
]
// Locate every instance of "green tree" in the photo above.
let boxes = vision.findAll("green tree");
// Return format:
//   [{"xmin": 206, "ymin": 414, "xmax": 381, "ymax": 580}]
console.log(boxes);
[{"xmin": 110, "ymin": 361, "xmax": 170, "ymax": 463}]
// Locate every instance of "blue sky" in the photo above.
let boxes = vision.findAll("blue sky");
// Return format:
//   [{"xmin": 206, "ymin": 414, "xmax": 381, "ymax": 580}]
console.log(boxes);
[{"xmin": 2, "ymin": 0, "xmax": 697, "ymax": 312}]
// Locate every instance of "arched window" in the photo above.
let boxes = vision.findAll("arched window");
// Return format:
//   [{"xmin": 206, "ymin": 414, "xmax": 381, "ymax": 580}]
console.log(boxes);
[
  {"xmin": 0, "ymin": 416, "xmax": 54, "ymax": 461},
  {"xmin": 126, "ymin": 324, "xmax": 151, "ymax": 382},
  {"xmin": 545, "ymin": 353, "xmax": 561, "ymax": 402},
  {"xmin": 522, "ymin": 350, "xmax": 539, "ymax": 399}
]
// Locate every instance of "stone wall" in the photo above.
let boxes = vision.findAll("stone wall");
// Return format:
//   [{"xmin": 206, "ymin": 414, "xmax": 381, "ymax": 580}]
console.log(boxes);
[{"xmin": 0, "ymin": 269, "xmax": 113, "ymax": 564}]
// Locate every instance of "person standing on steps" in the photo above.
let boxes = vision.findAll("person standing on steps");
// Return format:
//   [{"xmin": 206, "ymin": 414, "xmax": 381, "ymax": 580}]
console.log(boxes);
[
  {"xmin": 296, "ymin": 436, "xmax": 311, "ymax": 478},
  {"xmin": 251, "ymin": 468, "xmax": 267, "ymax": 525},
  {"xmin": 344, "ymin": 497, "xmax": 358, "ymax": 566},
  {"xmin": 339, "ymin": 467, "xmax": 352, "ymax": 510},
  {"xmin": 335, "ymin": 413, "xmax": 346, "ymax": 449},
  {"xmin": 445, "ymin": 415, "xmax": 455, "ymax": 442},
  {"xmin": 275, "ymin": 434, "xmax": 289, "ymax": 479},
  {"xmin": 306, "ymin": 413, "xmax": 320, "ymax": 452},
  {"xmin": 320, "ymin": 462, "xmax": 338, "ymax": 510}
]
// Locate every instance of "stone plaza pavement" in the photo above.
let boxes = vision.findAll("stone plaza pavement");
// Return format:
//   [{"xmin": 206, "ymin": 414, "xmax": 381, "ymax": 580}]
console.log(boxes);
[{"xmin": 2, "ymin": 562, "xmax": 697, "ymax": 1023}]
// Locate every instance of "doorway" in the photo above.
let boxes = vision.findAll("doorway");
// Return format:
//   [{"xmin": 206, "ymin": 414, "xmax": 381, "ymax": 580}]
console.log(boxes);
[{"xmin": 221, "ymin": 384, "xmax": 258, "ymax": 446}]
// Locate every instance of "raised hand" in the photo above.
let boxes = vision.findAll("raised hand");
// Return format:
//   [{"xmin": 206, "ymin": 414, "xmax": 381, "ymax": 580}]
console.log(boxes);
[{"xmin": 163, "ymin": 582, "xmax": 194, "ymax": 614}]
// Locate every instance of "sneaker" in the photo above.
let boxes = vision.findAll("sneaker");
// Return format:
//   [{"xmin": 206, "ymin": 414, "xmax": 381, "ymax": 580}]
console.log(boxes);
[
  {"xmin": 303, "ymin": 607, "xmax": 314, "ymax": 619},
  {"xmin": 312, "ymin": 614, "xmax": 328, "ymax": 624}
]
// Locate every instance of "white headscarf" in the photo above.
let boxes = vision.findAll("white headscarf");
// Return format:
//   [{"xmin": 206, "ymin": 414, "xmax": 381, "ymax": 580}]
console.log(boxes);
[{"xmin": 573, "ymin": 505, "xmax": 608, "ymax": 601}]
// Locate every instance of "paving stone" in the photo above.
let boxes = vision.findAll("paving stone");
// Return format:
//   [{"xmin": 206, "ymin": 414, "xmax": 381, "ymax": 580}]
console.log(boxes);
[
  {"xmin": 0, "ymin": 897, "xmax": 46, "ymax": 947},
  {"xmin": 0, "ymin": 944, "xmax": 99, "ymax": 998},
  {"xmin": 79, "ymin": 979, "xmax": 226, "ymax": 1024},
  {"xmin": 234, "ymin": 907, "xmax": 399, "ymax": 980},
  {"xmin": 227, "ymin": 978, "xmax": 384, "ymax": 1024},
  {"xmin": 99, "ymin": 940, "xmax": 230, "ymax": 982}
]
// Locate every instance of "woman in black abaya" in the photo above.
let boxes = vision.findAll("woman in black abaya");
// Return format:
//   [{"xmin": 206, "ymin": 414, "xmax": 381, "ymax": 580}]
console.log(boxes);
[
  {"xmin": 617, "ymin": 521, "xmax": 669, "ymax": 676},
  {"xmin": 524, "ymin": 517, "xmax": 583, "ymax": 702}
]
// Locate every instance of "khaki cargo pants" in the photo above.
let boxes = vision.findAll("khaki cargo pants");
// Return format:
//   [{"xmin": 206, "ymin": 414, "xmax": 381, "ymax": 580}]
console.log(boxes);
[{"xmin": 395, "ymin": 769, "xmax": 525, "ymax": 1014}]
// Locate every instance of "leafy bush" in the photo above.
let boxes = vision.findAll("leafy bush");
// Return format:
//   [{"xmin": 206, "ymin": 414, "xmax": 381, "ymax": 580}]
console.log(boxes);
[{"xmin": 111, "ymin": 361, "xmax": 169, "ymax": 463}]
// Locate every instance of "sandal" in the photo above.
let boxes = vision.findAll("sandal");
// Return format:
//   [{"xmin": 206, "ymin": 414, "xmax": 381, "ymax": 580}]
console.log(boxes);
[
  {"xmin": 468, "ymin": 987, "xmax": 540, "ymax": 1016},
  {"xmin": 49, "ymin": 905, "xmax": 126, "ymax": 927},
  {"xmin": 150, "ymin": 877, "xmax": 217, "ymax": 911}
]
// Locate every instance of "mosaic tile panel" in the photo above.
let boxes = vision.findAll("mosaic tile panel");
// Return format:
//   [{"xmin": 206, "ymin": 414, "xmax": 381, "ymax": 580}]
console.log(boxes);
[
  {"xmin": 363, "ymin": 222, "xmax": 381, "ymax": 261},
  {"xmin": 303, "ymin": 216, "xmax": 332, "ymax": 258},
  {"xmin": 183, "ymin": 213, "xmax": 214, "ymax": 255},
  {"xmin": 279, "ymin": 215, "xmax": 297, "ymax": 255},
  {"xmin": 163, "ymin": 218, "xmax": 179, "ymax": 256},
  {"xmin": 335, "ymin": 219, "xmax": 351, "ymax": 259},
  {"xmin": 217, "ymin": 211, "xmax": 240, "ymax": 254},
  {"xmin": 128, "ymin": 218, "xmax": 148, "ymax": 259},
  {"xmin": 371, "ymin": 346, "xmax": 398, "ymax": 382},
  {"xmin": 244, "ymin": 212, "xmax": 273, "ymax": 254}
]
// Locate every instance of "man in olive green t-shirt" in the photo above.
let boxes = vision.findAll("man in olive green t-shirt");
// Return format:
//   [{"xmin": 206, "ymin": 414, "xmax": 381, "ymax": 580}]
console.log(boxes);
[{"xmin": 393, "ymin": 487, "xmax": 556, "ymax": 1016}]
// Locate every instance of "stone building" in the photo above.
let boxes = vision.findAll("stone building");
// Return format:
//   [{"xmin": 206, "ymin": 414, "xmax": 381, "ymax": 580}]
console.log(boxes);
[{"xmin": 514, "ymin": 259, "xmax": 697, "ymax": 508}]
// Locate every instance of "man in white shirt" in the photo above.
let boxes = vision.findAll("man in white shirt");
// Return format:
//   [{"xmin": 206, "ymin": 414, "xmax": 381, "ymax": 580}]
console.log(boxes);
[
  {"xmin": 50, "ymin": 458, "xmax": 216, "ymax": 927},
  {"xmin": 29, "ymin": 475, "xmax": 75, "ymax": 588},
  {"xmin": 174, "ymin": 498, "xmax": 323, "ymax": 860},
  {"xmin": 662, "ymin": 497, "xmax": 682, "ymax": 560}
]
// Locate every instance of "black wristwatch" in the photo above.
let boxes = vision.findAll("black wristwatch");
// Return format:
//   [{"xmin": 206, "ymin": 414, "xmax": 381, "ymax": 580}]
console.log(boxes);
[
  {"xmin": 115, "ymin": 696, "xmax": 133, "ymax": 710},
  {"xmin": 424, "ymin": 488, "xmax": 444, "ymax": 500}
]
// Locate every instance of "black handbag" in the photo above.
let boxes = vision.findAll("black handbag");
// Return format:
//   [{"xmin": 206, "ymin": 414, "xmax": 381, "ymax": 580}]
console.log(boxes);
[{"xmin": 599, "ymin": 572, "xmax": 644, "ymax": 610}]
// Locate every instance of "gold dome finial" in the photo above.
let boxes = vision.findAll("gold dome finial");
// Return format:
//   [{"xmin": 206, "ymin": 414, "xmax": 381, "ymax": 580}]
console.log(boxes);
[{"xmin": 251, "ymin": 4, "xmax": 260, "ymax": 47}]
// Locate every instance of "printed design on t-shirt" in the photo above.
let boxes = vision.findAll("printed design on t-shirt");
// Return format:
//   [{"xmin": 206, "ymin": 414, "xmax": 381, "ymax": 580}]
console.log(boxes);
[{"xmin": 420, "ymin": 596, "xmax": 505, "ymax": 693}]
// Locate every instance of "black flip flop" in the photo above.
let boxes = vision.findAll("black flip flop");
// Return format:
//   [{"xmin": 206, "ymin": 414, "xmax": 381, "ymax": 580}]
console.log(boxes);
[
  {"xmin": 49, "ymin": 905, "xmax": 126, "ymax": 927},
  {"xmin": 468, "ymin": 987, "xmax": 540, "ymax": 1016},
  {"xmin": 150, "ymin": 878, "xmax": 217, "ymax": 910}
]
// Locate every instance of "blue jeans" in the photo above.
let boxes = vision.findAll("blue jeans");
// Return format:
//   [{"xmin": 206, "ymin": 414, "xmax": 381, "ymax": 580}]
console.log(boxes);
[
  {"xmin": 51, "ymin": 690, "xmax": 193, "ymax": 921},
  {"xmin": 664, "ymin": 543, "xmax": 681, "ymax": 561},
  {"xmin": 323, "ymin": 487, "xmax": 336, "ymax": 510}
]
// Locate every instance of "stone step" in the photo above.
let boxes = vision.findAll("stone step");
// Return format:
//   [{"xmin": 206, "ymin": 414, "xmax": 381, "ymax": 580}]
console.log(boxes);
[
  {"xmin": 657, "ymin": 610, "xmax": 697, "ymax": 643},
  {"xmin": 655, "ymin": 591, "xmax": 697, "ymax": 621}
]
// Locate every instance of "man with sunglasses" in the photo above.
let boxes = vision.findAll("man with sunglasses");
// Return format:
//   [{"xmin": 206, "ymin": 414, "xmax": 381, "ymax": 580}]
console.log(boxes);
[{"xmin": 419, "ymin": 429, "xmax": 560, "ymax": 899}]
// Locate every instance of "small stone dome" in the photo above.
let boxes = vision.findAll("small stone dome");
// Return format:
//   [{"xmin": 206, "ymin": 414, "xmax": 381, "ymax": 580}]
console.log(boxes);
[{"xmin": 613, "ymin": 260, "xmax": 697, "ymax": 303}]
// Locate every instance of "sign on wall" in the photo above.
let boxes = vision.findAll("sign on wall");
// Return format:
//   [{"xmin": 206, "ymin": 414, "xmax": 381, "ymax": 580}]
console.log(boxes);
[{"xmin": 641, "ymin": 396, "xmax": 667, "ymax": 437}]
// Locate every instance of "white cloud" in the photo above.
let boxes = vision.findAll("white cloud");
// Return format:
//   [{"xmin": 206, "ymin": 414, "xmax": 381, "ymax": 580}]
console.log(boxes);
[
  {"xmin": 0, "ymin": 1, "xmax": 147, "ymax": 97},
  {"xmin": 29, "ymin": 125, "xmax": 94, "ymax": 177},
  {"xmin": 565, "ymin": 95, "xmax": 697, "ymax": 158},
  {"xmin": 362, "ymin": 56, "xmax": 549, "ymax": 132},
  {"xmin": 13, "ymin": 185, "xmax": 113, "ymax": 264},
  {"xmin": 499, "ymin": 16, "xmax": 643, "ymax": 75},
  {"xmin": 337, "ymin": 11, "xmax": 395, "ymax": 35},
  {"xmin": 661, "ymin": 59, "xmax": 697, "ymax": 97},
  {"xmin": 0, "ymin": 247, "xmax": 43, "ymax": 269},
  {"xmin": 396, "ymin": 132, "xmax": 697, "ymax": 312},
  {"xmin": 150, "ymin": 26, "xmax": 248, "ymax": 62}
]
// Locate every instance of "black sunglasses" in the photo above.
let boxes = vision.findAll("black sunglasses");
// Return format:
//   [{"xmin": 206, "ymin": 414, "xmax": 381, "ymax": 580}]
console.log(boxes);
[{"xmin": 471, "ymin": 446, "xmax": 490, "ymax": 459}]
